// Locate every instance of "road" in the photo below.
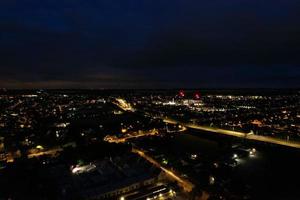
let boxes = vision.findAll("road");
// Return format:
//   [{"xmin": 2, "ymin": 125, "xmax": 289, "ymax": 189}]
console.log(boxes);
[
  {"xmin": 113, "ymin": 98, "xmax": 135, "ymax": 112},
  {"xmin": 163, "ymin": 118, "xmax": 300, "ymax": 149},
  {"xmin": 104, "ymin": 129, "xmax": 159, "ymax": 143},
  {"xmin": 132, "ymin": 147, "xmax": 194, "ymax": 192},
  {"xmin": 27, "ymin": 147, "xmax": 63, "ymax": 159}
]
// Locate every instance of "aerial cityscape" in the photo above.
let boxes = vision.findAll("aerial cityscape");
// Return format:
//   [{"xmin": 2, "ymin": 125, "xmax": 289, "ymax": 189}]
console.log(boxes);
[
  {"xmin": 0, "ymin": 89, "xmax": 300, "ymax": 200},
  {"xmin": 1, "ymin": 1, "xmax": 300, "ymax": 200}
]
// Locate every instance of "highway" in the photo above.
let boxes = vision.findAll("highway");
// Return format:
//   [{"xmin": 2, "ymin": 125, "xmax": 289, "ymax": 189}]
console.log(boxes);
[{"xmin": 163, "ymin": 118, "xmax": 300, "ymax": 149}]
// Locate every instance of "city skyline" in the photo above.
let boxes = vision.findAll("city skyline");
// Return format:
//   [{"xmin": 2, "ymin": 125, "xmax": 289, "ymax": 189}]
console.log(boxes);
[{"xmin": 1, "ymin": 89, "xmax": 300, "ymax": 200}]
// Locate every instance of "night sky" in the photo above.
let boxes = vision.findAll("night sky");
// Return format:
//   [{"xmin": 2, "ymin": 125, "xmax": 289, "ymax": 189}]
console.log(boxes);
[{"xmin": 0, "ymin": 0, "xmax": 300, "ymax": 89}]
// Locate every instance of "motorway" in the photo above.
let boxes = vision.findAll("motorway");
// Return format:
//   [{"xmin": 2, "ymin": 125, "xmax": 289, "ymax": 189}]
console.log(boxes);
[{"xmin": 163, "ymin": 118, "xmax": 300, "ymax": 149}]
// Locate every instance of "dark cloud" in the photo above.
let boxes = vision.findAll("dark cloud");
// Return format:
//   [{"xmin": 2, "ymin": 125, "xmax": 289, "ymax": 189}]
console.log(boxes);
[{"xmin": 0, "ymin": 0, "xmax": 300, "ymax": 88}]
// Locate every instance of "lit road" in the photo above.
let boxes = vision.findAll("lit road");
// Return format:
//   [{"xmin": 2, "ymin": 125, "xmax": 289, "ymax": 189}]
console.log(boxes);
[
  {"xmin": 163, "ymin": 118, "xmax": 300, "ymax": 149},
  {"xmin": 104, "ymin": 125, "xmax": 187, "ymax": 144},
  {"xmin": 132, "ymin": 147, "xmax": 194, "ymax": 192},
  {"xmin": 104, "ymin": 129, "xmax": 159, "ymax": 143},
  {"xmin": 113, "ymin": 98, "xmax": 135, "ymax": 112},
  {"xmin": 27, "ymin": 148, "xmax": 63, "ymax": 159}
]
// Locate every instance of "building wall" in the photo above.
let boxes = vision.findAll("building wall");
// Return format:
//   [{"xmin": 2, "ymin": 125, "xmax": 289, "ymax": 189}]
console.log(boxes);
[{"xmin": 89, "ymin": 175, "xmax": 161, "ymax": 200}]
